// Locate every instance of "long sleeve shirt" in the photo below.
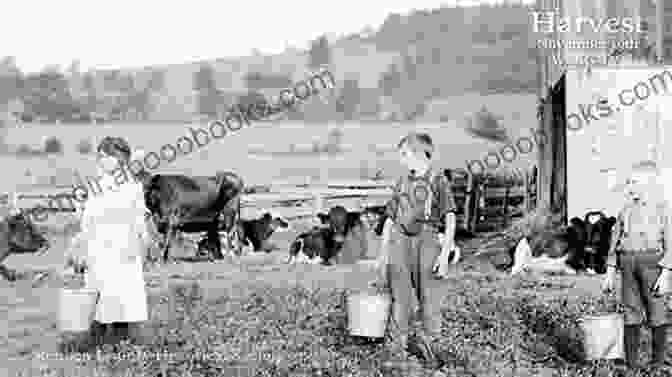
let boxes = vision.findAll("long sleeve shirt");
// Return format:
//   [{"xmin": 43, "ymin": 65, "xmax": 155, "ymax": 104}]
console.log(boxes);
[{"xmin": 607, "ymin": 199, "xmax": 672, "ymax": 269}]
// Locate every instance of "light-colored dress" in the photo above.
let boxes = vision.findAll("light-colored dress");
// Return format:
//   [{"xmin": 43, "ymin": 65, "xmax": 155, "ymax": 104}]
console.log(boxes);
[{"xmin": 80, "ymin": 175, "xmax": 148, "ymax": 323}]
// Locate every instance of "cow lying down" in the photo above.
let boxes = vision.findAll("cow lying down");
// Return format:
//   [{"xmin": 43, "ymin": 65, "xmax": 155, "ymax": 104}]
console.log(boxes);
[
  {"xmin": 235, "ymin": 213, "xmax": 290, "ymax": 253},
  {"xmin": 507, "ymin": 211, "xmax": 616, "ymax": 276},
  {"xmin": 288, "ymin": 205, "xmax": 380, "ymax": 265},
  {"xmin": 509, "ymin": 237, "xmax": 576, "ymax": 275}
]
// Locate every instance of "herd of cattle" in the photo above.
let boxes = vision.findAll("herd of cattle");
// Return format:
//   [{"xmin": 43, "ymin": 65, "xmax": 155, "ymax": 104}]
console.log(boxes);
[
  {"xmin": 141, "ymin": 170, "xmax": 389, "ymax": 266},
  {"xmin": 0, "ymin": 169, "xmax": 619, "ymax": 281}
]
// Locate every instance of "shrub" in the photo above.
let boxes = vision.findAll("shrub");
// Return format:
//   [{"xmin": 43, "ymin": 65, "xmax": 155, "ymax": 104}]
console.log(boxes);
[
  {"xmin": 76, "ymin": 139, "xmax": 93, "ymax": 154},
  {"xmin": 44, "ymin": 136, "xmax": 63, "ymax": 154}
]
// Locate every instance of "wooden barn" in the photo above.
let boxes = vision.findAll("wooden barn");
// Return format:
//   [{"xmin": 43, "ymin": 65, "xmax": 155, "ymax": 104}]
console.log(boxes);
[
  {"xmin": 535, "ymin": 0, "xmax": 668, "ymax": 222},
  {"xmin": 536, "ymin": 0, "xmax": 566, "ymax": 220}
]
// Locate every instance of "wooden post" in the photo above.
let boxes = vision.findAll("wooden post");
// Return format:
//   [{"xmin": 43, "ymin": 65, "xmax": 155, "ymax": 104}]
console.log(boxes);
[
  {"xmin": 471, "ymin": 178, "xmax": 483, "ymax": 232},
  {"xmin": 657, "ymin": 0, "xmax": 664, "ymax": 63},
  {"xmin": 523, "ymin": 170, "xmax": 529, "ymax": 212},
  {"xmin": 463, "ymin": 173, "xmax": 474, "ymax": 233},
  {"xmin": 504, "ymin": 183, "xmax": 510, "ymax": 228},
  {"xmin": 314, "ymin": 192, "xmax": 325, "ymax": 215}
]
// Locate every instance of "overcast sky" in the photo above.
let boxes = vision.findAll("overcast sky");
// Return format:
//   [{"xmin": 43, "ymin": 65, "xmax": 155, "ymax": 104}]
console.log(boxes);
[{"xmin": 3, "ymin": 0, "xmax": 534, "ymax": 73}]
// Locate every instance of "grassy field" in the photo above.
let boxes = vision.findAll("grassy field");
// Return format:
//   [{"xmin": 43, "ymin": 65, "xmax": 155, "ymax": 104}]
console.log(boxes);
[
  {"xmin": 2, "ymin": 216, "xmax": 667, "ymax": 377},
  {"xmin": 0, "ymin": 93, "xmax": 537, "ymax": 194}
]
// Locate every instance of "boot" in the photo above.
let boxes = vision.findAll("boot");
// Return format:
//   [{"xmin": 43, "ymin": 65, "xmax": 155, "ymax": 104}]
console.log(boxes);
[
  {"xmin": 651, "ymin": 325, "xmax": 670, "ymax": 368},
  {"xmin": 624, "ymin": 325, "xmax": 641, "ymax": 369}
]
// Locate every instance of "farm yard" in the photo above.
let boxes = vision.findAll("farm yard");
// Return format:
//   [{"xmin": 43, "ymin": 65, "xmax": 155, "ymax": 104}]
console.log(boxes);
[
  {"xmin": 1, "ymin": 214, "xmax": 657, "ymax": 377},
  {"xmin": 1, "ymin": 111, "xmax": 661, "ymax": 377}
]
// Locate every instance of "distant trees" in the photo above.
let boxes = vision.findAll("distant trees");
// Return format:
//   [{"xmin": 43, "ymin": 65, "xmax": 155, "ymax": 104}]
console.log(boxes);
[
  {"xmin": 335, "ymin": 78, "xmax": 361, "ymax": 121},
  {"xmin": 0, "ymin": 56, "xmax": 23, "ymax": 106},
  {"xmin": 244, "ymin": 71, "xmax": 292, "ymax": 91},
  {"xmin": 3, "ymin": 2, "xmax": 536, "ymax": 123},
  {"xmin": 308, "ymin": 35, "xmax": 331, "ymax": 70},
  {"xmin": 147, "ymin": 69, "xmax": 165, "ymax": 92},
  {"xmin": 194, "ymin": 64, "xmax": 219, "ymax": 118},
  {"xmin": 378, "ymin": 64, "xmax": 402, "ymax": 97},
  {"xmin": 22, "ymin": 69, "xmax": 78, "ymax": 121}
]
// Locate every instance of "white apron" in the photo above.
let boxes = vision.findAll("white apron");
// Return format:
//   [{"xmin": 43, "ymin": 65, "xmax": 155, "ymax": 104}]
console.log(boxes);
[{"xmin": 81, "ymin": 178, "xmax": 148, "ymax": 323}]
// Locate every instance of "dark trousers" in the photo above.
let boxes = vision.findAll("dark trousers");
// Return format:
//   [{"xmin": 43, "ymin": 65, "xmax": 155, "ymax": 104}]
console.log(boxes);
[
  {"xmin": 386, "ymin": 224, "xmax": 443, "ymax": 343},
  {"xmin": 620, "ymin": 250, "xmax": 670, "ymax": 327}
]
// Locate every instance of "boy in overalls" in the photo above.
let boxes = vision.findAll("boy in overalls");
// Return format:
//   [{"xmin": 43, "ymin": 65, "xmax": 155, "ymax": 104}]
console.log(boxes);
[
  {"xmin": 603, "ymin": 161, "xmax": 672, "ymax": 369},
  {"xmin": 377, "ymin": 132, "xmax": 457, "ymax": 367}
]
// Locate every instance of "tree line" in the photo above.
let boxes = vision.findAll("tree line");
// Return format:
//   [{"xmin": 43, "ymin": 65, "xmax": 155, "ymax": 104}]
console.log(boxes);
[{"xmin": 1, "ymin": 2, "xmax": 536, "ymax": 124}]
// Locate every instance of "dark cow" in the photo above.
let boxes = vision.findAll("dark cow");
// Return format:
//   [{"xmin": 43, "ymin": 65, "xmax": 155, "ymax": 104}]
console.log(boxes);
[
  {"xmin": 504, "ymin": 211, "xmax": 616, "ymax": 275},
  {"xmin": 235, "ymin": 213, "xmax": 289, "ymax": 253},
  {"xmin": 288, "ymin": 227, "xmax": 337, "ymax": 265},
  {"xmin": 580, "ymin": 211, "xmax": 616, "ymax": 274},
  {"xmin": 0, "ymin": 212, "xmax": 50, "ymax": 281},
  {"xmin": 289, "ymin": 206, "xmax": 375, "ymax": 265},
  {"xmin": 143, "ymin": 171, "xmax": 243, "ymax": 263}
]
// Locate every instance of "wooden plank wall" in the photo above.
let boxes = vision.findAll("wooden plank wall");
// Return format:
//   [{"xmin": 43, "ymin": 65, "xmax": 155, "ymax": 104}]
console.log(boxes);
[{"xmin": 0, "ymin": 168, "xmax": 537, "ymax": 233}]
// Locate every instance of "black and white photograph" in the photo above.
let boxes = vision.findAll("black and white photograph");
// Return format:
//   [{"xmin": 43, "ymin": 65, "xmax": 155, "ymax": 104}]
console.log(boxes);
[{"xmin": 2, "ymin": 0, "xmax": 672, "ymax": 376}]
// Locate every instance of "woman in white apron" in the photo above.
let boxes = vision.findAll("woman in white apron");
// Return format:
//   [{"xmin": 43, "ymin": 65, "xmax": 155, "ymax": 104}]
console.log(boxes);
[{"xmin": 69, "ymin": 136, "xmax": 148, "ymax": 343}]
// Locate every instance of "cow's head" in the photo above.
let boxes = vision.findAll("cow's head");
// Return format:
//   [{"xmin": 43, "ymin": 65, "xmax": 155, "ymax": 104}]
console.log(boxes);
[
  {"xmin": 565, "ymin": 217, "xmax": 586, "ymax": 250},
  {"xmin": 2, "ymin": 212, "xmax": 49, "ymax": 254},
  {"xmin": 317, "ymin": 206, "xmax": 357, "ymax": 244},
  {"xmin": 261, "ymin": 213, "xmax": 289, "ymax": 232},
  {"xmin": 219, "ymin": 172, "xmax": 244, "ymax": 203},
  {"xmin": 243, "ymin": 213, "xmax": 289, "ymax": 252},
  {"xmin": 583, "ymin": 211, "xmax": 614, "ymax": 254}
]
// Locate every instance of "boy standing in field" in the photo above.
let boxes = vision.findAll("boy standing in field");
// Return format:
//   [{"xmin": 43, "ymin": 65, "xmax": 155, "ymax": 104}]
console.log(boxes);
[
  {"xmin": 602, "ymin": 160, "xmax": 672, "ymax": 370},
  {"xmin": 376, "ymin": 132, "xmax": 458, "ymax": 367}
]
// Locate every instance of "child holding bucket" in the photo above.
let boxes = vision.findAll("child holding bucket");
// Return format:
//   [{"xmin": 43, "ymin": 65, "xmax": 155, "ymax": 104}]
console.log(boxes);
[
  {"xmin": 64, "ymin": 137, "xmax": 149, "ymax": 344},
  {"xmin": 602, "ymin": 160, "xmax": 672, "ymax": 369},
  {"xmin": 373, "ymin": 132, "xmax": 458, "ymax": 368}
]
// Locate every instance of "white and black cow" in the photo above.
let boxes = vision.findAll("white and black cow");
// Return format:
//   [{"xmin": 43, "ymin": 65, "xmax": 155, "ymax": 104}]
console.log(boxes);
[
  {"xmin": 506, "ymin": 211, "xmax": 616, "ymax": 275},
  {"xmin": 235, "ymin": 213, "xmax": 289, "ymax": 253},
  {"xmin": 288, "ymin": 205, "xmax": 378, "ymax": 265}
]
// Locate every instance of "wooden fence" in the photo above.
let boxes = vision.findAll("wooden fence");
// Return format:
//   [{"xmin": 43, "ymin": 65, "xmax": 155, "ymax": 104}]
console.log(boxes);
[{"xmin": 0, "ymin": 167, "xmax": 537, "ymax": 233}]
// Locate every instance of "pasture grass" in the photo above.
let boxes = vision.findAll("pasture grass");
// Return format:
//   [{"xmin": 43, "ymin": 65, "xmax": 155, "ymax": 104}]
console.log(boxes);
[
  {"xmin": 29, "ymin": 253, "xmax": 669, "ymax": 377},
  {"xmin": 7, "ymin": 213, "xmax": 667, "ymax": 377}
]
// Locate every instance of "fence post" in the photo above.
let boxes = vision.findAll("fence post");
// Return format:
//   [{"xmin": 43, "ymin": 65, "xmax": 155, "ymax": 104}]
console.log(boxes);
[
  {"xmin": 504, "ymin": 183, "xmax": 510, "ymax": 228},
  {"xmin": 314, "ymin": 192, "xmax": 325, "ymax": 215},
  {"xmin": 463, "ymin": 173, "xmax": 474, "ymax": 233},
  {"xmin": 470, "ymin": 175, "xmax": 481, "ymax": 232},
  {"xmin": 523, "ymin": 170, "xmax": 529, "ymax": 212}
]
